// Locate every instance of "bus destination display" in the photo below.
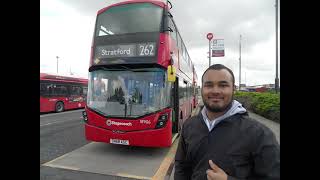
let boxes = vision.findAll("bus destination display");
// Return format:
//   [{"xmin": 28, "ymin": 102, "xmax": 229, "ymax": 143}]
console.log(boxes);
[{"xmin": 95, "ymin": 42, "xmax": 156, "ymax": 59}]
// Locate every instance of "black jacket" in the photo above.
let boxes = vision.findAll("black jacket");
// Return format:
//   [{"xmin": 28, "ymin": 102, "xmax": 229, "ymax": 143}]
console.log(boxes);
[{"xmin": 174, "ymin": 112, "xmax": 280, "ymax": 180}]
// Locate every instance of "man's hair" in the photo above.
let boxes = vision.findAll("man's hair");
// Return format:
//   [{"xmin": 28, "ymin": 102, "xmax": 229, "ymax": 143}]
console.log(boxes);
[{"xmin": 201, "ymin": 64, "xmax": 235, "ymax": 86}]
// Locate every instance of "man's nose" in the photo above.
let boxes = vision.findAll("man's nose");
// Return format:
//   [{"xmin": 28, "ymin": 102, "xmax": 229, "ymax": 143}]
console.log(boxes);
[{"xmin": 210, "ymin": 86, "xmax": 221, "ymax": 93}]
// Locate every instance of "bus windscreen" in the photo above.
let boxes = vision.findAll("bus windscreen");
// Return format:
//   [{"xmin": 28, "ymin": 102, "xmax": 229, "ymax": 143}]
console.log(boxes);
[{"xmin": 87, "ymin": 68, "xmax": 171, "ymax": 118}]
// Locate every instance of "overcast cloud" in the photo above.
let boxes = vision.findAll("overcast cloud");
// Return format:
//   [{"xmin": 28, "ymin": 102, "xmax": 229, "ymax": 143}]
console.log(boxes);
[{"xmin": 40, "ymin": 0, "xmax": 280, "ymax": 86}]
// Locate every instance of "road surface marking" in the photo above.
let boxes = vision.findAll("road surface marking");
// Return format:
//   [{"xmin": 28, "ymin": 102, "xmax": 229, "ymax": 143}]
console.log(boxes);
[
  {"xmin": 116, "ymin": 173, "xmax": 152, "ymax": 180},
  {"xmin": 43, "ymin": 153, "xmax": 71, "ymax": 166},
  {"xmin": 171, "ymin": 133, "xmax": 179, "ymax": 144},
  {"xmin": 40, "ymin": 121, "xmax": 61, "ymax": 127},
  {"xmin": 40, "ymin": 118, "xmax": 81, "ymax": 127},
  {"xmin": 42, "ymin": 142, "xmax": 95, "ymax": 167},
  {"xmin": 152, "ymin": 138, "xmax": 179, "ymax": 180},
  {"xmin": 152, "ymin": 104, "xmax": 201, "ymax": 179},
  {"xmin": 43, "ymin": 164, "xmax": 80, "ymax": 171},
  {"xmin": 40, "ymin": 109, "xmax": 84, "ymax": 118}
]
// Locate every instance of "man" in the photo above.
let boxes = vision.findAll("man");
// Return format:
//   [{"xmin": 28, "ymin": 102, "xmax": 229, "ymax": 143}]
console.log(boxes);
[{"xmin": 174, "ymin": 64, "xmax": 280, "ymax": 180}]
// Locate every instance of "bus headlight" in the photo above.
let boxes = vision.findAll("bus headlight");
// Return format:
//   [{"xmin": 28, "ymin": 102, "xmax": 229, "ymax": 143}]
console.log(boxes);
[
  {"xmin": 82, "ymin": 111, "xmax": 88, "ymax": 122},
  {"xmin": 155, "ymin": 113, "xmax": 168, "ymax": 129}
]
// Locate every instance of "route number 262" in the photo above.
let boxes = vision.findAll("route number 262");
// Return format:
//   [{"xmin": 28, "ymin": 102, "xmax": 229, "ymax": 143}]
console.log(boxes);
[{"xmin": 139, "ymin": 44, "xmax": 154, "ymax": 56}]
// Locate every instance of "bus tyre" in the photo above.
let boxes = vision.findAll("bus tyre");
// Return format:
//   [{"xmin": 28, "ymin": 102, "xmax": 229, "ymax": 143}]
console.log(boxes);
[{"xmin": 55, "ymin": 102, "xmax": 64, "ymax": 112}]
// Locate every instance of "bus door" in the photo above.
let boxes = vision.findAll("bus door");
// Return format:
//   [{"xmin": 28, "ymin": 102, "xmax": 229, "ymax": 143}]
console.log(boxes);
[{"xmin": 172, "ymin": 77, "xmax": 179, "ymax": 133}]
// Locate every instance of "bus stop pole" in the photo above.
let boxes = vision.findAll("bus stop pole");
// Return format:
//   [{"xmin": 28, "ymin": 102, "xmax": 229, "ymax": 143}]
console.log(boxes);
[
  {"xmin": 209, "ymin": 40, "xmax": 211, "ymax": 67},
  {"xmin": 206, "ymin": 33, "xmax": 213, "ymax": 67}
]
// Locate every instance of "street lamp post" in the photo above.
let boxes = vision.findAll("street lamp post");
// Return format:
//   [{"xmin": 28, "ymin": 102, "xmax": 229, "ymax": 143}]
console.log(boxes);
[
  {"xmin": 275, "ymin": 0, "xmax": 279, "ymax": 93},
  {"xmin": 239, "ymin": 35, "xmax": 242, "ymax": 91},
  {"xmin": 56, "ymin": 56, "xmax": 59, "ymax": 74}
]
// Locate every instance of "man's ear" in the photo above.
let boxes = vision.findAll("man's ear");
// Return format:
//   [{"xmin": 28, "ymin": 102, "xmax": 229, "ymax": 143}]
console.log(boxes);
[{"xmin": 233, "ymin": 85, "xmax": 236, "ymax": 93}]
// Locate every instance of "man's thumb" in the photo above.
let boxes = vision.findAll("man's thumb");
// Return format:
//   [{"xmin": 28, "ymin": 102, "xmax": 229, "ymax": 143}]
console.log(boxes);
[{"xmin": 209, "ymin": 160, "xmax": 221, "ymax": 172}]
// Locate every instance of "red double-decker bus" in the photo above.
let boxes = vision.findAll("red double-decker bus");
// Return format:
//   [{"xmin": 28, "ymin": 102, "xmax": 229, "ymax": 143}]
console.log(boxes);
[
  {"xmin": 83, "ymin": 0, "xmax": 199, "ymax": 147},
  {"xmin": 40, "ymin": 73, "xmax": 88, "ymax": 113}
]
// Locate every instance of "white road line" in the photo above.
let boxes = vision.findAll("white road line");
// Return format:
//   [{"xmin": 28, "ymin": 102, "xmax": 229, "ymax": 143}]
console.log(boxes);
[
  {"xmin": 40, "ymin": 121, "xmax": 62, "ymax": 127},
  {"xmin": 42, "ymin": 142, "xmax": 95, "ymax": 166},
  {"xmin": 40, "ymin": 118, "xmax": 83, "ymax": 127},
  {"xmin": 40, "ymin": 109, "xmax": 84, "ymax": 118},
  {"xmin": 116, "ymin": 173, "xmax": 152, "ymax": 180},
  {"xmin": 43, "ymin": 164, "xmax": 80, "ymax": 171}
]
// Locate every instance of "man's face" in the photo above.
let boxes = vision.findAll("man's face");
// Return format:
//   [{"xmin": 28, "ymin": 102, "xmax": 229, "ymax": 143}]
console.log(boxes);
[{"xmin": 201, "ymin": 69, "xmax": 235, "ymax": 113}]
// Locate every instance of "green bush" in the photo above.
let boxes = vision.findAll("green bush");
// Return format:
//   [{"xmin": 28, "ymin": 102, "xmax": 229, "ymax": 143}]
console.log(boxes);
[{"xmin": 234, "ymin": 91, "xmax": 280, "ymax": 123}]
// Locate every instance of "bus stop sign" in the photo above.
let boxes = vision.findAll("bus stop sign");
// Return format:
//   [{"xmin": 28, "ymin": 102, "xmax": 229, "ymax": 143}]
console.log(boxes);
[{"xmin": 207, "ymin": 33, "xmax": 213, "ymax": 40}]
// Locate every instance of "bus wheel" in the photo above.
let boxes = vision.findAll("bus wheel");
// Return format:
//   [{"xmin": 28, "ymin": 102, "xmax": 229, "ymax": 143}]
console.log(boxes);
[{"xmin": 55, "ymin": 102, "xmax": 64, "ymax": 112}]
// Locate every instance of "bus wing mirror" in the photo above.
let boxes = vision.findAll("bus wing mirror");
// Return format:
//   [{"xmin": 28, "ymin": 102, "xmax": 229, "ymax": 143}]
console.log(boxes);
[
  {"xmin": 168, "ymin": 1, "xmax": 172, "ymax": 9},
  {"xmin": 167, "ymin": 65, "xmax": 176, "ymax": 82},
  {"xmin": 167, "ymin": 27, "xmax": 173, "ymax": 32}
]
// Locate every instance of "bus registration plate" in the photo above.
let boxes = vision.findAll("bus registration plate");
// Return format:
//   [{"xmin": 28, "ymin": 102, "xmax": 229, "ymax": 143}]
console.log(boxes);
[{"xmin": 110, "ymin": 139, "xmax": 129, "ymax": 145}]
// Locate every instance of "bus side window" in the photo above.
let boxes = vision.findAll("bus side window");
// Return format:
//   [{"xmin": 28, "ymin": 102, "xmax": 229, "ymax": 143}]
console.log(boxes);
[
  {"xmin": 53, "ymin": 84, "xmax": 66, "ymax": 96},
  {"xmin": 177, "ymin": 32, "xmax": 183, "ymax": 57},
  {"xmin": 83, "ymin": 87, "xmax": 88, "ymax": 99},
  {"xmin": 169, "ymin": 18, "xmax": 177, "ymax": 46},
  {"xmin": 178, "ymin": 79, "xmax": 183, "ymax": 100},
  {"xmin": 47, "ymin": 84, "xmax": 53, "ymax": 96},
  {"xmin": 186, "ymin": 83, "xmax": 189, "ymax": 99},
  {"xmin": 58, "ymin": 84, "xmax": 68, "ymax": 96},
  {"xmin": 71, "ymin": 86, "xmax": 81, "ymax": 96},
  {"xmin": 61, "ymin": 86, "xmax": 68, "ymax": 95},
  {"xmin": 40, "ymin": 83, "xmax": 46, "ymax": 96},
  {"xmin": 179, "ymin": 79, "xmax": 187, "ymax": 105},
  {"xmin": 184, "ymin": 81, "xmax": 187, "ymax": 102}
]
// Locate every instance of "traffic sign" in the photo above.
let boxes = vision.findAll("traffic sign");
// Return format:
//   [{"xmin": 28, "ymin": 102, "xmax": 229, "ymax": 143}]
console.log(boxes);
[
  {"xmin": 211, "ymin": 39, "xmax": 225, "ymax": 57},
  {"xmin": 207, "ymin": 33, "xmax": 213, "ymax": 40}
]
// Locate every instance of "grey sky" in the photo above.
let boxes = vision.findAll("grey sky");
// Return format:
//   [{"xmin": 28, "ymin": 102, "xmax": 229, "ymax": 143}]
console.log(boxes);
[{"xmin": 40, "ymin": 0, "xmax": 280, "ymax": 86}]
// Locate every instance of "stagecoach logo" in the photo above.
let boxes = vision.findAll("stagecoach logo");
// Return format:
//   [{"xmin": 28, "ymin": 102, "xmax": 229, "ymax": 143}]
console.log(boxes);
[
  {"xmin": 106, "ymin": 120, "xmax": 112, "ymax": 126},
  {"xmin": 106, "ymin": 120, "xmax": 132, "ymax": 126}
]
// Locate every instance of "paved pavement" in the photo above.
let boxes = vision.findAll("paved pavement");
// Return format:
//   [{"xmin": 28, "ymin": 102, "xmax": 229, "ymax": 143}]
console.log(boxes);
[{"xmin": 248, "ymin": 111, "xmax": 280, "ymax": 144}]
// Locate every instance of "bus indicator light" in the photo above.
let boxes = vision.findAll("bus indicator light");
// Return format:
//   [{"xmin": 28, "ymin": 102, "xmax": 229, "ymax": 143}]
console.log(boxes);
[{"xmin": 167, "ymin": 65, "xmax": 176, "ymax": 82}]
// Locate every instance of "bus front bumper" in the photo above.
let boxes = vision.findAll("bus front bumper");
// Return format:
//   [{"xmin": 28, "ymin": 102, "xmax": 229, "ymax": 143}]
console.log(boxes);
[{"xmin": 84, "ymin": 123, "xmax": 172, "ymax": 147}]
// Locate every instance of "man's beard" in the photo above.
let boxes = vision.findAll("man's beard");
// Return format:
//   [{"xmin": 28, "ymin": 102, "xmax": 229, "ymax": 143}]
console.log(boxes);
[
  {"xmin": 202, "ymin": 94, "xmax": 234, "ymax": 113},
  {"xmin": 203, "ymin": 100, "xmax": 233, "ymax": 112}
]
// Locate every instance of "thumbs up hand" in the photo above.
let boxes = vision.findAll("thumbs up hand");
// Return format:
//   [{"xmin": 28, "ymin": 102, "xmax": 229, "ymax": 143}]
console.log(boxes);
[{"xmin": 206, "ymin": 160, "xmax": 228, "ymax": 180}]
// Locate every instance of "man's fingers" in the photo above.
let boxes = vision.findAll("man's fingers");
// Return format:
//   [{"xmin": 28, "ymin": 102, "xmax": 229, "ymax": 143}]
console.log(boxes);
[
  {"xmin": 206, "ymin": 170, "xmax": 216, "ymax": 180},
  {"xmin": 209, "ymin": 160, "xmax": 221, "ymax": 172}
]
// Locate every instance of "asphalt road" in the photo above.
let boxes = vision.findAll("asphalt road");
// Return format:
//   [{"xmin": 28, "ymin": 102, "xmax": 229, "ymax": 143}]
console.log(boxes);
[
  {"xmin": 40, "ymin": 109, "xmax": 137, "ymax": 180},
  {"xmin": 40, "ymin": 109, "xmax": 89, "ymax": 164}
]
